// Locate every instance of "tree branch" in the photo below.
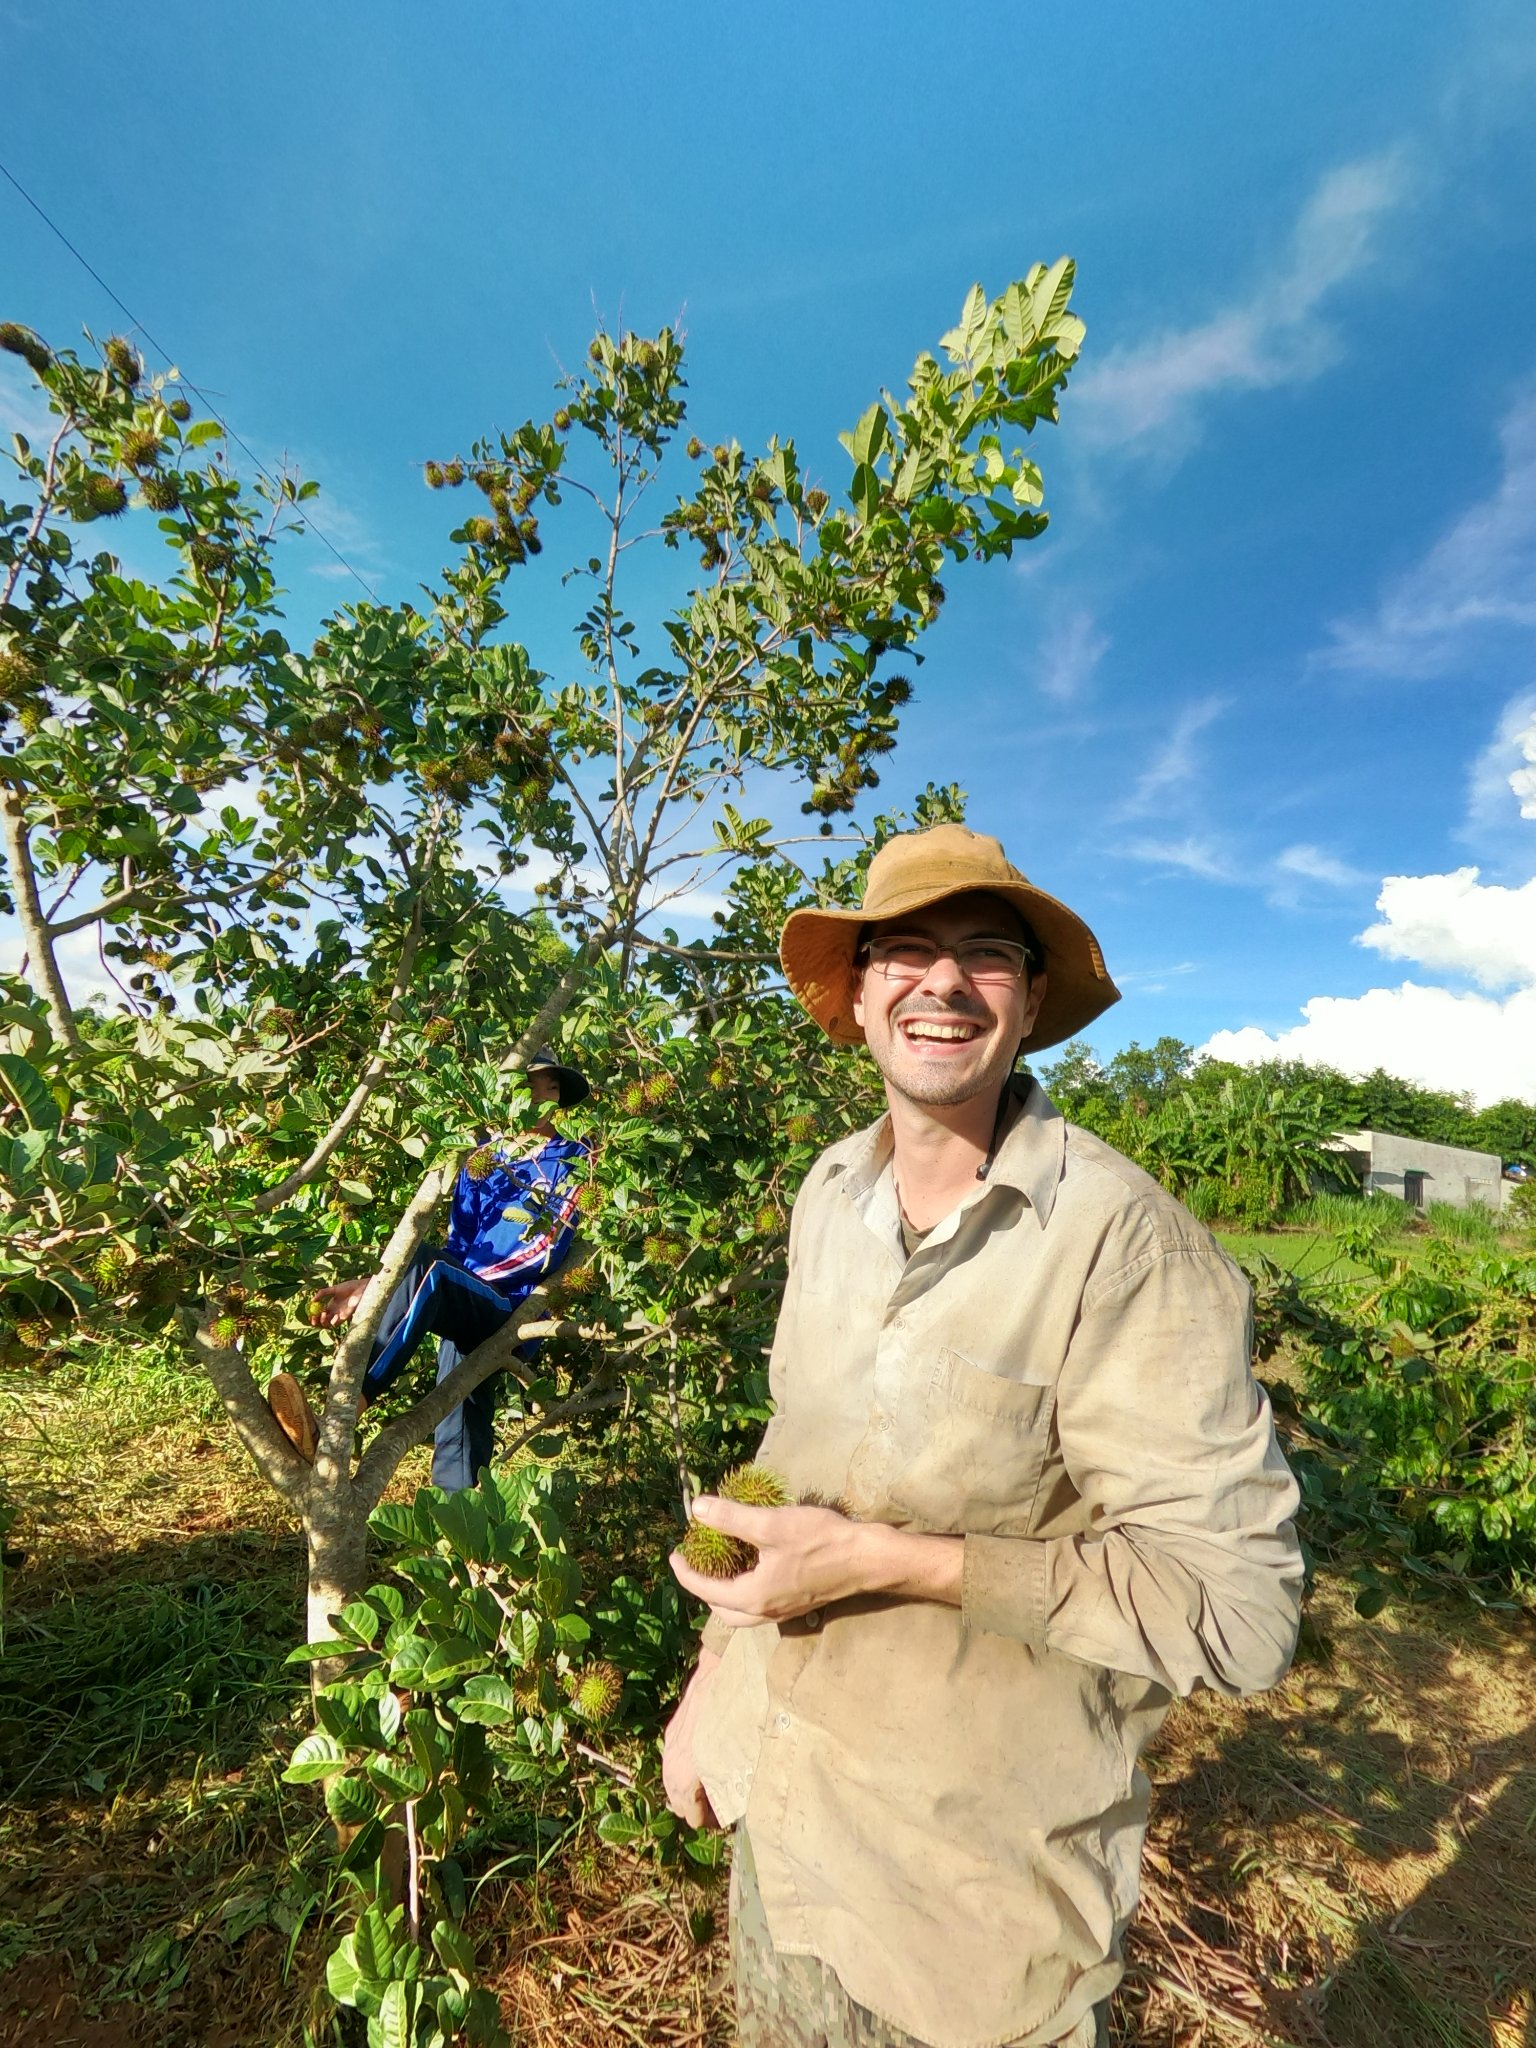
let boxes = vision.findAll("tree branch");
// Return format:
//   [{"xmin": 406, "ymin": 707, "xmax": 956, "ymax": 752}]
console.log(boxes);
[
  {"xmin": 508, "ymin": 912, "xmax": 621, "ymax": 1069},
  {"xmin": 251, "ymin": 889, "xmax": 426, "ymax": 1212},
  {"xmin": 628, "ymin": 934, "xmax": 778, "ymax": 965},
  {"xmin": 191, "ymin": 1319, "xmax": 313, "ymax": 1506},
  {"xmin": 351, "ymin": 1284, "xmax": 554, "ymax": 1509},
  {"xmin": 0, "ymin": 781, "xmax": 79, "ymax": 1046},
  {"xmin": 315, "ymin": 1158, "xmax": 458, "ymax": 1481}
]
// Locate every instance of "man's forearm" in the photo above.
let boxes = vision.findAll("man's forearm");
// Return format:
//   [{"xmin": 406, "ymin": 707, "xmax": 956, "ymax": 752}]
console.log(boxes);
[{"xmin": 853, "ymin": 1521, "xmax": 964, "ymax": 1606}]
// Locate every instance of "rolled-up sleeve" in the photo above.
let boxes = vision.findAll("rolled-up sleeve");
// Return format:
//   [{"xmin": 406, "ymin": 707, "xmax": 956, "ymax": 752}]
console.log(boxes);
[{"xmin": 963, "ymin": 1241, "xmax": 1303, "ymax": 1697}]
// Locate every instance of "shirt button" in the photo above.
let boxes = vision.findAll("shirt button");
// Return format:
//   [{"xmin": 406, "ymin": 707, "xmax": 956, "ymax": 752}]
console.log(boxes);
[
  {"xmin": 803, "ymin": 1609, "xmax": 822, "ymax": 1631},
  {"xmin": 776, "ymin": 1711, "xmax": 792, "ymax": 1733}
]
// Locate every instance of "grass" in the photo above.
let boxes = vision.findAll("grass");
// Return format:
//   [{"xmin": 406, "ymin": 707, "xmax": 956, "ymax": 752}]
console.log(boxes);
[
  {"xmin": 1216, "ymin": 1230, "xmax": 1380, "ymax": 1282},
  {"xmin": 3, "ymin": 1331, "xmax": 1535, "ymax": 2045}
]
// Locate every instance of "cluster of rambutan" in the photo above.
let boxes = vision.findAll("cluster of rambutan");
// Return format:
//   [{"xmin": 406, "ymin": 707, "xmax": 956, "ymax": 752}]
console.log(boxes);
[{"xmin": 678, "ymin": 1464, "xmax": 847, "ymax": 1579}]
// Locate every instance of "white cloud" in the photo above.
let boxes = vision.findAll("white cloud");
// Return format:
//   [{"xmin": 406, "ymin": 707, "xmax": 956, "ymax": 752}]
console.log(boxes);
[
  {"xmin": 1466, "ymin": 690, "xmax": 1536, "ymax": 831},
  {"xmin": 0, "ymin": 916, "xmax": 134, "ymax": 1013},
  {"xmin": 1117, "ymin": 695, "xmax": 1226, "ymax": 818},
  {"xmin": 1275, "ymin": 843, "xmax": 1367, "ymax": 888},
  {"xmin": 1203, "ymin": 982, "xmax": 1536, "ymax": 1108},
  {"xmin": 1036, "ymin": 607, "xmax": 1110, "ymax": 702},
  {"xmin": 1120, "ymin": 835, "xmax": 1238, "ymax": 883},
  {"xmin": 1322, "ymin": 388, "xmax": 1536, "ymax": 676},
  {"xmin": 1077, "ymin": 151, "xmax": 1410, "ymax": 453},
  {"xmin": 1203, "ymin": 860, "xmax": 1536, "ymax": 1106},
  {"xmin": 1357, "ymin": 866, "xmax": 1536, "ymax": 989}
]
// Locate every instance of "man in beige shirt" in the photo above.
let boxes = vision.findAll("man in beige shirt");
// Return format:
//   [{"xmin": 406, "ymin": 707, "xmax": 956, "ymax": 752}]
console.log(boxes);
[{"xmin": 665, "ymin": 824, "xmax": 1302, "ymax": 2048}]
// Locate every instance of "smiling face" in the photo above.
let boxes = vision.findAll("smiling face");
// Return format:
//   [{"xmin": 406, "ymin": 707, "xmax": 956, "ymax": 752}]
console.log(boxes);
[{"xmin": 851, "ymin": 891, "xmax": 1047, "ymax": 1109}]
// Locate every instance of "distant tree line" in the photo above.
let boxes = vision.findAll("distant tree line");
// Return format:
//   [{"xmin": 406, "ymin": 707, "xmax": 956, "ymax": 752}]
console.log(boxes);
[{"xmin": 1037, "ymin": 1037, "xmax": 1536, "ymax": 1173}]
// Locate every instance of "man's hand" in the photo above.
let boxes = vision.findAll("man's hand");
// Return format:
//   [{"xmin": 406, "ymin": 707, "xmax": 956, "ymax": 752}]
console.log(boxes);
[
  {"xmin": 661, "ymin": 1646, "xmax": 722, "ymax": 1828},
  {"xmin": 308, "ymin": 1276, "xmax": 372, "ymax": 1328},
  {"xmin": 669, "ymin": 1497, "xmax": 964, "ymax": 1629}
]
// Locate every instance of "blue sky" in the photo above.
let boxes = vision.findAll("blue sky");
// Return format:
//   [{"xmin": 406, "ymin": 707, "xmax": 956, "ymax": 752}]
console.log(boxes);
[{"xmin": 4, "ymin": 0, "xmax": 1536, "ymax": 1099}]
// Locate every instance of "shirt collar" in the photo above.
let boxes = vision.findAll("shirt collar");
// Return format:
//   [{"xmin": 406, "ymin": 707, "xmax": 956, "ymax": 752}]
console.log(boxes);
[{"xmin": 829, "ymin": 1073, "xmax": 1065, "ymax": 1229}]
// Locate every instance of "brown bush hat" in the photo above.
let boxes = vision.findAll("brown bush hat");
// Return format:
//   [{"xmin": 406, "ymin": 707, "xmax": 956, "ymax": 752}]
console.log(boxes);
[{"xmin": 779, "ymin": 823, "xmax": 1120, "ymax": 1053}]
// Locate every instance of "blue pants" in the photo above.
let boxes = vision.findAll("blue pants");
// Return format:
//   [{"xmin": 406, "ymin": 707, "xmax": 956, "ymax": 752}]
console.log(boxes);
[{"xmin": 360, "ymin": 1247, "xmax": 520, "ymax": 1492}]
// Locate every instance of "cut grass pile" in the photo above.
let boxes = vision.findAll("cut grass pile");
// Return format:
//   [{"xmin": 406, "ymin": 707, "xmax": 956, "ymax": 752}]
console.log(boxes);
[{"xmin": 3, "ymin": 1340, "xmax": 1534, "ymax": 2045}]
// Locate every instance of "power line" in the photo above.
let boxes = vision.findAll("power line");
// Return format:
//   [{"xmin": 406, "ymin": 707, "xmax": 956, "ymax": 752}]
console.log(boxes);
[{"xmin": 0, "ymin": 155, "xmax": 379, "ymax": 601}]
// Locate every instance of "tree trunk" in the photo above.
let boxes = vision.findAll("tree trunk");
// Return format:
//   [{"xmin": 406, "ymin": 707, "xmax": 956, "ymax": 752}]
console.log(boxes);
[{"xmin": 305, "ymin": 1480, "xmax": 371, "ymax": 1681}]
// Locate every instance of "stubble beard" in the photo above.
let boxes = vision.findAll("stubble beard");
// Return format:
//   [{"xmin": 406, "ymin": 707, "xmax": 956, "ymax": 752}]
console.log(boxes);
[{"xmin": 868, "ymin": 996, "xmax": 1014, "ymax": 1108}]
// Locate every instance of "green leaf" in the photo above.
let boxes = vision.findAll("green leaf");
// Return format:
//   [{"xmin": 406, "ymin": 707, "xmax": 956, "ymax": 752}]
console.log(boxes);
[
  {"xmin": 452, "ymin": 1675, "xmax": 521, "ymax": 1726},
  {"xmin": 388, "ymin": 1633, "xmax": 433, "ymax": 1687},
  {"xmin": 333, "ymin": 1600, "xmax": 382, "ymax": 1648},
  {"xmin": 373, "ymin": 1978, "xmax": 417, "ymax": 2048},
  {"xmin": 285, "ymin": 1638, "xmax": 359, "ymax": 1665},
  {"xmin": 431, "ymin": 1920, "xmax": 478, "ymax": 1980},
  {"xmin": 364, "ymin": 1754, "xmax": 431, "ymax": 1803},
  {"xmin": 281, "ymin": 1731, "xmax": 349, "ymax": 1783},
  {"xmin": 595, "ymin": 1811, "xmax": 647, "ymax": 1847},
  {"xmin": 419, "ymin": 1635, "xmax": 490, "ymax": 1688},
  {"xmin": 0, "ymin": 1053, "xmax": 60, "ymax": 1132},
  {"xmin": 326, "ymin": 1937, "xmax": 366, "ymax": 2009},
  {"xmin": 325, "ymin": 1773, "xmax": 379, "ymax": 1829},
  {"xmin": 428, "ymin": 1491, "xmax": 493, "ymax": 1565},
  {"xmin": 848, "ymin": 402, "xmax": 888, "ymax": 470},
  {"xmin": 352, "ymin": 1903, "xmax": 406, "ymax": 1981}
]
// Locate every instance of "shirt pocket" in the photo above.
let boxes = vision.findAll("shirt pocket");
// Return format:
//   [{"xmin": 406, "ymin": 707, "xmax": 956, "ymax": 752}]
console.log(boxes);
[{"xmin": 889, "ymin": 1345, "xmax": 1056, "ymax": 1531}]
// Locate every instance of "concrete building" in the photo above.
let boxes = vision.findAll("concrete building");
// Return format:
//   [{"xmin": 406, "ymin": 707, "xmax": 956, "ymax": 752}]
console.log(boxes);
[{"xmin": 1331, "ymin": 1129, "xmax": 1508, "ymax": 1212}]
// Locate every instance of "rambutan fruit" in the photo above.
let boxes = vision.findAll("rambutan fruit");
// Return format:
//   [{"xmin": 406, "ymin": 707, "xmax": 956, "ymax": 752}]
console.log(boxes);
[
  {"xmin": 121, "ymin": 429, "xmax": 163, "ymax": 471},
  {"xmin": 0, "ymin": 647, "xmax": 44, "ymax": 704},
  {"xmin": 719, "ymin": 1463, "xmax": 790, "ymax": 1509},
  {"xmin": 798, "ymin": 1489, "xmax": 853, "ymax": 1517},
  {"xmin": 104, "ymin": 336, "xmax": 142, "ymax": 386},
  {"xmin": 424, "ymin": 461, "xmax": 445, "ymax": 488},
  {"xmin": 189, "ymin": 537, "xmax": 232, "ymax": 577},
  {"xmin": 464, "ymin": 1143, "xmax": 498, "ymax": 1182},
  {"xmin": 141, "ymin": 475, "xmax": 181, "ymax": 512},
  {"xmin": 0, "ymin": 322, "xmax": 53, "ymax": 375},
  {"xmin": 82, "ymin": 472, "xmax": 127, "ymax": 518},
  {"xmin": 678, "ymin": 1517, "xmax": 753, "ymax": 1580},
  {"xmin": 167, "ymin": 397, "xmax": 192, "ymax": 423},
  {"xmin": 565, "ymin": 1660, "xmax": 623, "ymax": 1726},
  {"xmin": 93, "ymin": 1244, "xmax": 132, "ymax": 1294}
]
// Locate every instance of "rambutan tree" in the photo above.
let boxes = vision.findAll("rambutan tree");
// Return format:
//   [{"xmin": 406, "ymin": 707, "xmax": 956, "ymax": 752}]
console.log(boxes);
[{"xmin": 0, "ymin": 274, "xmax": 1085, "ymax": 1662}]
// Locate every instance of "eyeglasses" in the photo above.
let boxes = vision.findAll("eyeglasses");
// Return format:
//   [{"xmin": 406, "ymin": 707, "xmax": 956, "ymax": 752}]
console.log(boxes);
[{"xmin": 857, "ymin": 934, "xmax": 1037, "ymax": 985}]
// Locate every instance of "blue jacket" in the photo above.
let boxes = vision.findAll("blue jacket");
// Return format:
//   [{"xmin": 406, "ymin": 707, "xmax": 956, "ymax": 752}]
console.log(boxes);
[{"xmin": 445, "ymin": 1133, "xmax": 587, "ymax": 1304}]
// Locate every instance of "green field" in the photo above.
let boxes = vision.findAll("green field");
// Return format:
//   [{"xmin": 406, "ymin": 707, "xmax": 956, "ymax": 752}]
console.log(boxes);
[{"xmin": 1215, "ymin": 1227, "xmax": 1379, "ymax": 1280}]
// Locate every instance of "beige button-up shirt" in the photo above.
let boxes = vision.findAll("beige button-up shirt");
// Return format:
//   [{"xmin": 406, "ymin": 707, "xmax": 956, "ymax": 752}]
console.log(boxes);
[{"xmin": 693, "ymin": 1080, "xmax": 1302, "ymax": 2048}]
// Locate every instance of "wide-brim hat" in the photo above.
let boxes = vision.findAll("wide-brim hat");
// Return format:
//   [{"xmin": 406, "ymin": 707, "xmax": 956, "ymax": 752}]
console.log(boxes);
[
  {"xmin": 526, "ymin": 1047, "xmax": 590, "ymax": 1108},
  {"xmin": 779, "ymin": 823, "xmax": 1120, "ymax": 1055}
]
